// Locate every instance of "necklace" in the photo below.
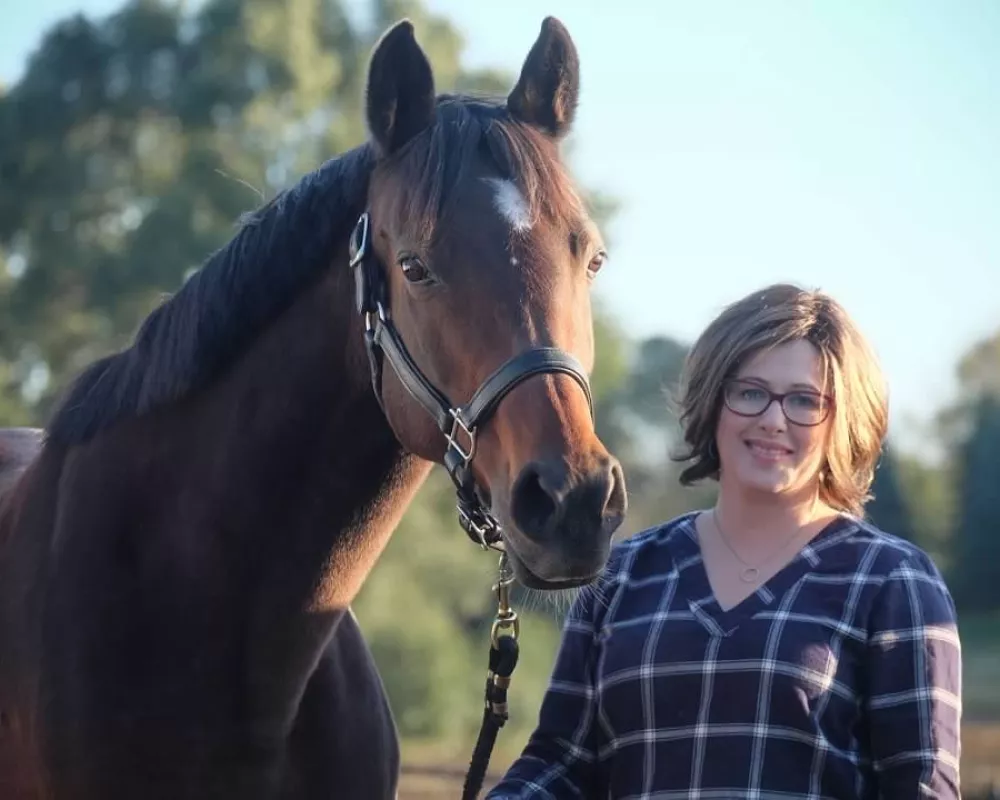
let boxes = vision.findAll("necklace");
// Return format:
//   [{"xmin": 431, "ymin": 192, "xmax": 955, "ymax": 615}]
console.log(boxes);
[{"xmin": 710, "ymin": 507, "xmax": 808, "ymax": 584}]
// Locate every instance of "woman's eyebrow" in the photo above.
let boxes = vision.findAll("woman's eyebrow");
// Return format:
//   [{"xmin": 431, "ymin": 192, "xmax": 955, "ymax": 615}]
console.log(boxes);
[{"xmin": 736, "ymin": 376, "xmax": 821, "ymax": 392}]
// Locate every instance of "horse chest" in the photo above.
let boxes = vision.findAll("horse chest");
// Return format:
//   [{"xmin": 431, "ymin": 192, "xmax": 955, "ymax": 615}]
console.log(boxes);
[{"xmin": 280, "ymin": 613, "xmax": 401, "ymax": 799}]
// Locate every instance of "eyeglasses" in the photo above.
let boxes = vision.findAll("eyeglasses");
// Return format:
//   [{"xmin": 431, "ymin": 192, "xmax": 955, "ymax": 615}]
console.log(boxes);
[{"xmin": 722, "ymin": 379, "xmax": 833, "ymax": 427}]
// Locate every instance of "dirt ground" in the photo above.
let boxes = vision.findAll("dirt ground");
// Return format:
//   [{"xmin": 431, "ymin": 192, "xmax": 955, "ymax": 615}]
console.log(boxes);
[{"xmin": 397, "ymin": 764, "xmax": 502, "ymax": 799}]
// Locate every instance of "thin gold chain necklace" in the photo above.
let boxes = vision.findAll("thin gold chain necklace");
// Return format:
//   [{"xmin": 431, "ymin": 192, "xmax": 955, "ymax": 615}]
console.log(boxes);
[{"xmin": 710, "ymin": 507, "xmax": 810, "ymax": 584}]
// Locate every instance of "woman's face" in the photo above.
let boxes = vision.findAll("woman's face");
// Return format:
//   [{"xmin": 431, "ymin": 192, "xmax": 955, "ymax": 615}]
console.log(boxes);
[{"xmin": 714, "ymin": 339, "xmax": 833, "ymax": 500}]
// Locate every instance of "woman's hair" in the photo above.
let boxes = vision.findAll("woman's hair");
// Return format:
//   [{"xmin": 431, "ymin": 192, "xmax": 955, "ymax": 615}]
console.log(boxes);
[{"xmin": 672, "ymin": 283, "xmax": 888, "ymax": 517}]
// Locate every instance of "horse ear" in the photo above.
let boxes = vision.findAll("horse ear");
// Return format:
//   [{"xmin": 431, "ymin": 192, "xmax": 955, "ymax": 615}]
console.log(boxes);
[
  {"xmin": 365, "ymin": 20, "xmax": 436, "ymax": 157},
  {"xmin": 507, "ymin": 17, "xmax": 580, "ymax": 139}
]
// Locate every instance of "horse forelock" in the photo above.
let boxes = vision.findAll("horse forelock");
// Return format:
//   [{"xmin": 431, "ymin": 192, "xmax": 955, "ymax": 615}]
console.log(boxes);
[{"xmin": 379, "ymin": 95, "xmax": 586, "ymax": 247}]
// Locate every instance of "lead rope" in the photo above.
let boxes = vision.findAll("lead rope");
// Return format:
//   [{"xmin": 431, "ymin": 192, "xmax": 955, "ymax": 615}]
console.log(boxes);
[{"xmin": 461, "ymin": 552, "xmax": 520, "ymax": 800}]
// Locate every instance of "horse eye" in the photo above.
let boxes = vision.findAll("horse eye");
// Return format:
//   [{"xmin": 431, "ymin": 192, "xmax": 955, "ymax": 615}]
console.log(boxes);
[
  {"xmin": 587, "ymin": 251, "xmax": 607, "ymax": 279},
  {"xmin": 399, "ymin": 256, "xmax": 432, "ymax": 284}
]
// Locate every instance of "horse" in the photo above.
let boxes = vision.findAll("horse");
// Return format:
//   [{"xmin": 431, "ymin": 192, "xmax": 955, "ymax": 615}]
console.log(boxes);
[{"xmin": 0, "ymin": 16, "xmax": 627, "ymax": 800}]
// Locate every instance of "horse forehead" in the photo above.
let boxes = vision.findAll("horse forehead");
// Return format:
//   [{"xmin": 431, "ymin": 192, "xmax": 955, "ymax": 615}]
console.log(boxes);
[{"xmin": 483, "ymin": 178, "xmax": 532, "ymax": 234}]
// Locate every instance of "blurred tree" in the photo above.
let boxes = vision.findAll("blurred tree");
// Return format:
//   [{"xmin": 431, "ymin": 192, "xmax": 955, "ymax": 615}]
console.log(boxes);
[
  {"xmin": 620, "ymin": 335, "xmax": 688, "ymax": 429},
  {"xmin": 918, "ymin": 326, "xmax": 1000, "ymax": 584},
  {"xmin": 865, "ymin": 442, "xmax": 917, "ymax": 543},
  {"xmin": 894, "ymin": 451, "xmax": 957, "ymax": 566},
  {"xmin": 935, "ymin": 329, "xmax": 1000, "ymax": 450},
  {"xmin": 956, "ymin": 331, "xmax": 1000, "ymax": 399},
  {"xmin": 951, "ymin": 395, "xmax": 1000, "ymax": 613}
]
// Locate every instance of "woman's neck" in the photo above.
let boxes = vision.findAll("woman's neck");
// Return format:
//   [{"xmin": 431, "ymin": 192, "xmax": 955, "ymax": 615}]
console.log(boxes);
[{"xmin": 713, "ymin": 479, "xmax": 835, "ymax": 546}]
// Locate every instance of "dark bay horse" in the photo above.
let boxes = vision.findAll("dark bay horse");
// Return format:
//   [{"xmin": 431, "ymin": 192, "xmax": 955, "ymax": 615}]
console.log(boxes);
[{"xmin": 0, "ymin": 16, "xmax": 626, "ymax": 800}]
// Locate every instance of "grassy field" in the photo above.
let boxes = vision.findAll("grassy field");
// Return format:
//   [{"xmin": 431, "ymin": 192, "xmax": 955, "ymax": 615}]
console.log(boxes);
[{"xmin": 398, "ymin": 612, "xmax": 1000, "ymax": 797}]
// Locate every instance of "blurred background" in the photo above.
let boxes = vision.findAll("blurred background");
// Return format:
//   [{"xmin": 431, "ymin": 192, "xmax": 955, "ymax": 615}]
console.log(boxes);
[{"xmin": 1, "ymin": 0, "xmax": 997, "ymax": 795}]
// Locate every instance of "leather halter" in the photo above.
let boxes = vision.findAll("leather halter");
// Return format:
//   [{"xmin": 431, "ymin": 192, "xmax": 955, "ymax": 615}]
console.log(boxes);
[{"xmin": 348, "ymin": 211, "xmax": 594, "ymax": 550}]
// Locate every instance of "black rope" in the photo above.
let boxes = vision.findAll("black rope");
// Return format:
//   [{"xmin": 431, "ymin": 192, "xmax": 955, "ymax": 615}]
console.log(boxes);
[{"xmin": 462, "ymin": 633, "xmax": 520, "ymax": 800}]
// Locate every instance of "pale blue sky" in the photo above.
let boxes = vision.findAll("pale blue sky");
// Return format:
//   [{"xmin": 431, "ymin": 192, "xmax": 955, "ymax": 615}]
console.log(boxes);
[{"xmin": 3, "ymin": 0, "xmax": 998, "ymax": 454}]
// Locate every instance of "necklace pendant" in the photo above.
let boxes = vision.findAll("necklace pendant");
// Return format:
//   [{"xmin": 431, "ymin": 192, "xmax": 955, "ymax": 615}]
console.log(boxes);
[{"xmin": 740, "ymin": 566, "xmax": 759, "ymax": 583}]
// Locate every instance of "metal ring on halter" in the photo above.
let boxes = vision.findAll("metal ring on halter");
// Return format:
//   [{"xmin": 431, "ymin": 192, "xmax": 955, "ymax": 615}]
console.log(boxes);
[
  {"xmin": 457, "ymin": 504, "xmax": 503, "ymax": 552},
  {"xmin": 445, "ymin": 408, "xmax": 477, "ymax": 466},
  {"xmin": 348, "ymin": 212, "xmax": 370, "ymax": 268}
]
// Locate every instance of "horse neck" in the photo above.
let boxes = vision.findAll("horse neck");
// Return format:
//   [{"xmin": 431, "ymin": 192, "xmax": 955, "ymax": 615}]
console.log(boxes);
[
  {"xmin": 143, "ymin": 260, "xmax": 431, "ymax": 732},
  {"xmin": 202, "ymin": 265, "xmax": 432, "ymax": 605},
  {"xmin": 76, "ymin": 259, "xmax": 434, "ymax": 735},
  {"xmin": 195, "ymin": 267, "xmax": 435, "ymax": 735}
]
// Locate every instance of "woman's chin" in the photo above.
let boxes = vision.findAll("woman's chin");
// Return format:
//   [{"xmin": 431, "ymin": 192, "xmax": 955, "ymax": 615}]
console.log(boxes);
[{"xmin": 735, "ymin": 466, "xmax": 796, "ymax": 496}]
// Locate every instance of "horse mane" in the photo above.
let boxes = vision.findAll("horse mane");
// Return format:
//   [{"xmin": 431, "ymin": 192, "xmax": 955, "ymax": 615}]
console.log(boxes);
[
  {"xmin": 46, "ymin": 94, "xmax": 584, "ymax": 447},
  {"xmin": 47, "ymin": 143, "xmax": 376, "ymax": 446}
]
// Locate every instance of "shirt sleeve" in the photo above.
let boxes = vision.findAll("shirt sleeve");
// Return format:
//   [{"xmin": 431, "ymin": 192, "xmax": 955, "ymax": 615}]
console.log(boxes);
[
  {"xmin": 866, "ymin": 553, "xmax": 962, "ymax": 798},
  {"xmin": 485, "ymin": 580, "xmax": 610, "ymax": 799}
]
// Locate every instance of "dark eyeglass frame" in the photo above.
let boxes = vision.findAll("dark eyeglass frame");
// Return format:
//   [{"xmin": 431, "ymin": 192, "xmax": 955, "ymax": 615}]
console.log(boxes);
[{"xmin": 722, "ymin": 378, "xmax": 834, "ymax": 427}]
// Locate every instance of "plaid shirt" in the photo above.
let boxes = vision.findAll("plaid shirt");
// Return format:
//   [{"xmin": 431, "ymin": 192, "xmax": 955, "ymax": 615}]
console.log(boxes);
[{"xmin": 487, "ymin": 512, "xmax": 962, "ymax": 799}]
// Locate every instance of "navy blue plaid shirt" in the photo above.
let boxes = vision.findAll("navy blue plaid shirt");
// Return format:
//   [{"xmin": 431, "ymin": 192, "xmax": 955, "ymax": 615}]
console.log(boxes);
[{"xmin": 487, "ymin": 512, "xmax": 962, "ymax": 799}]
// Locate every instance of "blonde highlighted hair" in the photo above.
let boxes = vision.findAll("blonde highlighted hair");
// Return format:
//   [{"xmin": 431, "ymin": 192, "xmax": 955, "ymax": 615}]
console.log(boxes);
[{"xmin": 673, "ymin": 283, "xmax": 888, "ymax": 517}]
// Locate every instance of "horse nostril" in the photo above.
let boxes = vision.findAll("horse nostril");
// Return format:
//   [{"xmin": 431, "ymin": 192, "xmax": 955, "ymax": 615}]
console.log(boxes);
[
  {"xmin": 511, "ymin": 457, "xmax": 627, "ymax": 541},
  {"xmin": 511, "ymin": 462, "xmax": 561, "ymax": 537}
]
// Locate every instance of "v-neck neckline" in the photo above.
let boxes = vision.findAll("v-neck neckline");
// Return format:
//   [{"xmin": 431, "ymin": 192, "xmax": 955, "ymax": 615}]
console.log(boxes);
[{"xmin": 675, "ymin": 512, "xmax": 852, "ymax": 636}]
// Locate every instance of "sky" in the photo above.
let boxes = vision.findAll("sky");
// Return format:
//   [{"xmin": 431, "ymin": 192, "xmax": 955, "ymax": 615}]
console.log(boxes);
[{"xmin": 2, "ymin": 0, "xmax": 998, "ymax": 455}]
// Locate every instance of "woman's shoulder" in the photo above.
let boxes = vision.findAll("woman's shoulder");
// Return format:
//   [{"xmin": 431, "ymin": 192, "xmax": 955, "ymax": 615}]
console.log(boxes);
[
  {"xmin": 602, "ymin": 510, "xmax": 702, "ymax": 580},
  {"xmin": 612, "ymin": 509, "xmax": 700, "ymax": 550},
  {"xmin": 826, "ymin": 514, "xmax": 947, "ymax": 583},
  {"xmin": 820, "ymin": 515, "xmax": 956, "ymax": 626}
]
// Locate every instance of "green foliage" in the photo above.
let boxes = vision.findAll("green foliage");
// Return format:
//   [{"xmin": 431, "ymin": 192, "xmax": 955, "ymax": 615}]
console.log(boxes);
[
  {"xmin": 865, "ymin": 443, "xmax": 916, "ymax": 542},
  {"xmin": 952, "ymin": 396, "xmax": 1000, "ymax": 612},
  {"xmin": 957, "ymin": 331, "xmax": 1000, "ymax": 401},
  {"xmin": 926, "ymin": 329, "xmax": 1000, "ymax": 611},
  {"xmin": 934, "ymin": 330, "xmax": 1000, "ymax": 452},
  {"xmin": 894, "ymin": 451, "xmax": 957, "ymax": 563},
  {"xmin": 620, "ymin": 336, "xmax": 688, "ymax": 425}
]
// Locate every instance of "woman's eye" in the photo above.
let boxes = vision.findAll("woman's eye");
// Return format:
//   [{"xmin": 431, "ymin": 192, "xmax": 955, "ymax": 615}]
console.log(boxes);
[
  {"xmin": 399, "ymin": 256, "xmax": 431, "ymax": 284},
  {"xmin": 587, "ymin": 251, "xmax": 607, "ymax": 279},
  {"xmin": 789, "ymin": 392, "xmax": 821, "ymax": 409}
]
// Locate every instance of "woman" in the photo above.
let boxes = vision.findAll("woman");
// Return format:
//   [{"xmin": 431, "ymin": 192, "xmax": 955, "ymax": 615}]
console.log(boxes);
[{"xmin": 487, "ymin": 284, "xmax": 961, "ymax": 799}]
